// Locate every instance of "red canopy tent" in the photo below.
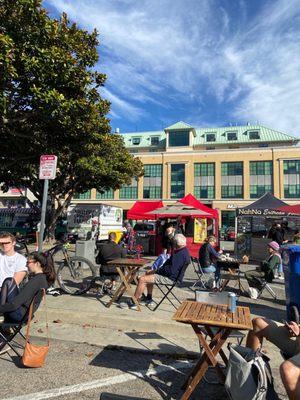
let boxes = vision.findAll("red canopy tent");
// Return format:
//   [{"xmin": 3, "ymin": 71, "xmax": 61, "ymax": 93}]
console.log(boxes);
[
  {"xmin": 178, "ymin": 193, "xmax": 218, "ymax": 219},
  {"xmin": 127, "ymin": 200, "xmax": 163, "ymax": 220},
  {"xmin": 277, "ymin": 204, "xmax": 300, "ymax": 215}
]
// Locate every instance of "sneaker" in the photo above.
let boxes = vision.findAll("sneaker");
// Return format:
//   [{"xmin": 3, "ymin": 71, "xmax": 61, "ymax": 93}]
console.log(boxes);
[
  {"xmin": 274, "ymin": 273, "xmax": 279, "ymax": 279},
  {"xmin": 278, "ymin": 275, "xmax": 284, "ymax": 280},
  {"xmin": 128, "ymin": 300, "xmax": 138, "ymax": 310},
  {"xmin": 0, "ymin": 315, "xmax": 4, "ymax": 323},
  {"xmin": 140, "ymin": 297, "xmax": 155, "ymax": 307},
  {"xmin": 248, "ymin": 287, "xmax": 258, "ymax": 299}
]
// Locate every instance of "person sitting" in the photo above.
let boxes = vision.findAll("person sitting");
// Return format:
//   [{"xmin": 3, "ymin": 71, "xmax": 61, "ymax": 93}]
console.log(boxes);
[
  {"xmin": 0, "ymin": 252, "xmax": 55, "ymax": 354},
  {"xmin": 198, "ymin": 235, "xmax": 222, "ymax": 286},
  {"xmin": 128, "ymin": 234, "xmax": 190, "ymax": 309},
  {"xmin": 246, "ymin": 317, "xmax": 300, "ymax": 400},
  {"xmin": 245, "ymin": 241, "xmax": 281, "ymax": 299},
  {"xmin": 96, "ymin": 232, "xmax": 127, "ymax": 291}
]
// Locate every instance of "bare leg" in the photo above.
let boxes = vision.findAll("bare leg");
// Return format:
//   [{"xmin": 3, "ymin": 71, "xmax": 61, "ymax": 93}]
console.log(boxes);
[
  {"xmin": 134, "ymin": 272, "xmax": 155, "ymax": 300},
  {"xmin": 280, "ymin": 360, "xmax": 300, "ymax": 400},
  {"xmin": 246, "ymin": 317, "xmax": 270, "ymax": 351}
]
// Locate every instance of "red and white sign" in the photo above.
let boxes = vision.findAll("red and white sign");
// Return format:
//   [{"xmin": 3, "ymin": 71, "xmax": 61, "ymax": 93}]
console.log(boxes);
[{"xmin": 39, "ymin": 155, "xmax": 57, "ymax": 180}]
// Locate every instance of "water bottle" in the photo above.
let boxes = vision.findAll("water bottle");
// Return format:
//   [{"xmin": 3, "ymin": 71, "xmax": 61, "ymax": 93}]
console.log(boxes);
[{"xmin": 228, "ymin": 292, "xmax": 237, "ymax": 313}]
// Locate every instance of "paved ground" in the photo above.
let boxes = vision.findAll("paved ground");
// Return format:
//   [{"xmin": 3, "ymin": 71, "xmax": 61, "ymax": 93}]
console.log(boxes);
[{"xmin": 0, "ymin": 248, "xmax": 290, "ymax": 399}]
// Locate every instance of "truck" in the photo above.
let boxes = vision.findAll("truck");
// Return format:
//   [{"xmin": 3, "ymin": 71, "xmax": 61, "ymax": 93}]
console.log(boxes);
[{"xmin": 67, "ymin": 204, "xmax": 123, "ymax": 242}]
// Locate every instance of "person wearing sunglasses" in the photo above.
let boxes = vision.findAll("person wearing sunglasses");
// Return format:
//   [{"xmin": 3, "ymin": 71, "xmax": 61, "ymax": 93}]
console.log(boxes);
[{"xmin": 0, "ymin": 232, "xmax": 27, "ymax": 300}]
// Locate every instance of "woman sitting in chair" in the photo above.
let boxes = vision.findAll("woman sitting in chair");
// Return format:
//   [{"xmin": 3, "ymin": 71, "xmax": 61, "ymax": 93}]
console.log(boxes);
[
  {"xmin": 198, "ymin": 235, "xmax": 222, "ymax": 286},
  {"xmin": 0, "ymin": 252, "xmax": 55, "ymax": 323},
  {"xmin": 245, "ymin": 241, "xmax": 281, "ymax": 299}
]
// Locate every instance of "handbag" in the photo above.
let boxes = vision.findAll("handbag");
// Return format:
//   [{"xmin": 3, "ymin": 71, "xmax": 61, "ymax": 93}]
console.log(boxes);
[{"xmin": 22, "ymin": 289, "xmax": 50, "ymax": 368}]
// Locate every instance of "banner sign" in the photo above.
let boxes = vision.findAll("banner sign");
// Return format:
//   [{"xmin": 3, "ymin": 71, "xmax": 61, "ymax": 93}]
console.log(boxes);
[{"xmin": 236, "ymin": 208, "xmax": 286, "ymax": 217}]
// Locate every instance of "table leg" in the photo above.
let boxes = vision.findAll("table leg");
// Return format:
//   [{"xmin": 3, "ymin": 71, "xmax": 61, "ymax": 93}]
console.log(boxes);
[
  {"xmin": 106, "ymin": 267, "xmax": 126, "ymax": 308},
  {"xmin": 181, "ymin": 326, "xmax": 231, "ymax": 400},
  {"xmin": 205, "ymin": 326, "xmax": 228, "ymax": 366}
]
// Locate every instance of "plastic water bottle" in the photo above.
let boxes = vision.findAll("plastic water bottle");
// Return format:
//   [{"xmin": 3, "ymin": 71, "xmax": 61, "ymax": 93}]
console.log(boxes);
[{"xmin": 228, "ymin": 292, "xmax": 237, "ymax": 313}]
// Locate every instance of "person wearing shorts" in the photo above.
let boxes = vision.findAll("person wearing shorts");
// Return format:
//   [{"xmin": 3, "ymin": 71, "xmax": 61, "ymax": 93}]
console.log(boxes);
[
  {"xmin": 247, "ymin": 317, "xmax": 300, "ymax": 400},
  {"xmin": 128, "ymin": 234, "xmax": 190, "ymax": 309}
]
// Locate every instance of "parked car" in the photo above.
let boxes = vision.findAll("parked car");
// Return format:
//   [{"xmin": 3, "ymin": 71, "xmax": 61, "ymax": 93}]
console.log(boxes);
[{"xmin": 224, "ymin": 227, "xmax": 236, "ymax": 241}]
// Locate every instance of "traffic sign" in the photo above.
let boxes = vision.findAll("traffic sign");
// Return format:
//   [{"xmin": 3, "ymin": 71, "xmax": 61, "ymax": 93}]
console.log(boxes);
[{"xmin": 39, "ymin": 155, "xmax": 57, "ymax": 180}]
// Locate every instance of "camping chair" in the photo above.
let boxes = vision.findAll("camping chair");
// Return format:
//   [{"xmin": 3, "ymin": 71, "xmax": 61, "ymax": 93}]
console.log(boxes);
[
  {"xmin": 0, "ymin": 289, "xmax": 43, "ymax": 357},
  {"xmin": 253, "ymin": 277, "xmax": 277, "ymax": 300},
  {"xmin": 151, "ymin": 262, "xmax": 190, "ymax": 312},
  {"xmin": 191, "ymin": 257, "xmax": 214, "ymax": 289}
]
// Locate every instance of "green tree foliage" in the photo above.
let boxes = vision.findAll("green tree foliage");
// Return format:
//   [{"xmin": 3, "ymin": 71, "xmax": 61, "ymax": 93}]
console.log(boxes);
[{"xmin": 0, "ymin": 0, "xmax": 143, "ymax": 234}]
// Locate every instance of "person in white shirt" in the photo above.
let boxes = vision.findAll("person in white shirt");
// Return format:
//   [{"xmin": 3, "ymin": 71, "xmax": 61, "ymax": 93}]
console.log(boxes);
[{"xmin": 0, "ymin": 232, "xmax": 27, "ymax": 289}]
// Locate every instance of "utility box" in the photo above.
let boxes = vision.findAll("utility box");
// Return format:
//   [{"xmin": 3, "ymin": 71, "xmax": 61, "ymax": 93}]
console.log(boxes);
[
  {"xmin": 282, "ymin": 245, "xmax": 300, "ymax": 320},
  {"xmin": 75, "ymin": 240, "xmax": 96, "ymax": 265}
]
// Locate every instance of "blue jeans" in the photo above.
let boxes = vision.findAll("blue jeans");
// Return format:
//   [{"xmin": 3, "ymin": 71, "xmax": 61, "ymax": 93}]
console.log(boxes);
[
  {"xmin": 0, "ymin": 278, "xmax": 23, "ymax": 322},
  {"xmin": 202, "ymin": 265, "xmax": 221, "ymax": 286}
]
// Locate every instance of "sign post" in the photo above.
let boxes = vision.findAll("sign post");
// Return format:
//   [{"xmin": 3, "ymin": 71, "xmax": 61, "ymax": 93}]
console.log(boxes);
[{"xmin": 38, "ymin": 155, "xmax": 57, "ymax": 252}]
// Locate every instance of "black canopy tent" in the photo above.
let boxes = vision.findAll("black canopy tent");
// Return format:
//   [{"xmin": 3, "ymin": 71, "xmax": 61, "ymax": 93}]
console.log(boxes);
[{"xmin": 235, "ymin": 193, "xmax": 290, "ymax": 260}]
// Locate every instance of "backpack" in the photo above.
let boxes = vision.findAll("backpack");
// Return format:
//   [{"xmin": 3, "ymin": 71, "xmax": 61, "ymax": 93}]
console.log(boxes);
[{"xmin": 225, "ymin": 345, "xmax": 279, "ymax": 400}]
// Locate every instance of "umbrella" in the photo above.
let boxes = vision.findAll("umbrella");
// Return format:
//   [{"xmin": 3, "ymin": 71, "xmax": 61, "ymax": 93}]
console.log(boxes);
[{"xmin": 146, "ymin": 203, "xmax": 212, "ymax": 218}]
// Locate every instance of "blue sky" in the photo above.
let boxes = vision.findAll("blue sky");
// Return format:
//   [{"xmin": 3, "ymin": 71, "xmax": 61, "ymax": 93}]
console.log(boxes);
[{"xmin": 44, "ymin": 0, "xmax": 300, "ymax": 136}]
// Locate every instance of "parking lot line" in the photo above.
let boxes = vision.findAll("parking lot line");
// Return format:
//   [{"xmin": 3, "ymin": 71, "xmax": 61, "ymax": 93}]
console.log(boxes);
[{"xmin": 6, "ymin": 360, "xmax": 193, "ymax": 400}]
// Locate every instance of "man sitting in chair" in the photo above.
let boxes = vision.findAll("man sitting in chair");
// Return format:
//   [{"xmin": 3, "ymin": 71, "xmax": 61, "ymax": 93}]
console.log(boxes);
[
  {"xmin": 96, "ymin": 232, "xmax": 127, "ymax": 291},
  {"xmin": 244, "ymin": 241, "xmax": 281, "ymax": 299},
  {"xmin": 128, "ymin": 234, "xmax": 190, "ymax": 310},
  {"xmin": 247, "ymin": 317, "xmax": 300, "ymax": 400}
]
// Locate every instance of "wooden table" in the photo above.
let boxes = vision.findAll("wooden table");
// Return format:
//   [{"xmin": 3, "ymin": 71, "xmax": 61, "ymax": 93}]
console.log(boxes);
[
  {"xmin": 173, "ymin": 300, "xmax": 252, "ymax": 400},
  {"xmin": 105, "ymin": 258, "xmax": 149, "ymax": 311},
  {"xmin": 217, "ymin": 259, "xmax": 245, "ymax": 293}
]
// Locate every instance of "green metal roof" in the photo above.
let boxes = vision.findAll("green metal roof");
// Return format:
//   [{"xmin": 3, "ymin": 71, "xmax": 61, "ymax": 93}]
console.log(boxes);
[
  {"xmin": 164, "ymin": 121, "xmax": 193, "ymax": 130},
  {"xmin": 122, "ymin": 121, "xmax": 298, "ymax": 148}
]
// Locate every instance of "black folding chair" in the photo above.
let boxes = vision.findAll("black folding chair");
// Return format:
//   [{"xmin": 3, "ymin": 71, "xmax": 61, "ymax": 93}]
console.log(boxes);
[
  {"xmin": 151, "ymin": 262, "xmax": 190, "ymax": 311},
  {"xmin": 0, "ymin": 289, "xmax": 43, "ymax": 357}
]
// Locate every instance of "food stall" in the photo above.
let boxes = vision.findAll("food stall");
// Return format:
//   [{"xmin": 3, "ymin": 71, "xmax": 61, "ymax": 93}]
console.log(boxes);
[{"xmin": 147, "ymin": 196, "xmax": 218, "ymax": 258}]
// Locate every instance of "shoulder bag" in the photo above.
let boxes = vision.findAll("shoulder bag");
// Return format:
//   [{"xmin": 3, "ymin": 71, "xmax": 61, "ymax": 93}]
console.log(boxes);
[{"xmin": 22, "ymin": 289, "xmax": 50, "ymax": 368}]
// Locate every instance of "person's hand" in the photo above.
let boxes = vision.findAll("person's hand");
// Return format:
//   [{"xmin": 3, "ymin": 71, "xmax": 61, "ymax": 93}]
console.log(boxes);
[
  {"xmin": 285, "ymin": 321, "xmax": 300, "ymax": 337},
  {"xmin": 218, "ymin": 249, "xmax": 223, "ymax": 254}
]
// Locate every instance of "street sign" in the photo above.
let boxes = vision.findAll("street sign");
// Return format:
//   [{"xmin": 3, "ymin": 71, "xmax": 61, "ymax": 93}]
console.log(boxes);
[{"xmin": 39, "ymin": 155, "xmax": 57, "ymax": 180}]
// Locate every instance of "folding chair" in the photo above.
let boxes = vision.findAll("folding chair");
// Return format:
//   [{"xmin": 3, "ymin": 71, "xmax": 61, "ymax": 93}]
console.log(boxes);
[
  {"xmin": 0, "ymin": 289, "xmax": 43, "ymax": 357},
  {"xmin": 253, "ymin": 277, "xmax": 277, "ymax": 300},
  {"xmin": 191, "ymin": 257, "xmax": 214, "ymax": 289},
  {"xmin": 151, "ymin": 262, "xmax": 190, "ymax": 311}
]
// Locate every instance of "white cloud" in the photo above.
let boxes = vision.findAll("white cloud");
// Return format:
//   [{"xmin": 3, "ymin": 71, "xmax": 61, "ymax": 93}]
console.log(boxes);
[{"xmin": 45, "ymin": 0, "xmax": 300, "ymax": 134}]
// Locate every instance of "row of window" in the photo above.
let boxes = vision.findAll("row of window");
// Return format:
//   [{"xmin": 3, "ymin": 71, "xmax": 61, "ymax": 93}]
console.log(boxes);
[
  {"xmin": 74, "ymin": 160, "xmax": 300, "ymax": 200},
  {"xmin": 130, "ymin": 130, "xmax": 261, "ymax": 147}
]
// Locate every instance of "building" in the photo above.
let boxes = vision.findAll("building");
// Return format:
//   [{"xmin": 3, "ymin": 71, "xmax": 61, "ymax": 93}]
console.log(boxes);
[{"xmin": 3, "ymin": 121, "xmax": 300, "ymax": 231}]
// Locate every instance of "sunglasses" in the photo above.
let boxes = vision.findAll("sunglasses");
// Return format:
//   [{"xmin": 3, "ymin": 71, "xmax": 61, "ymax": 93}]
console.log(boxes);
[{"xmin": 0, "ymin": 241, "xmax": 12, "ymax": 245}]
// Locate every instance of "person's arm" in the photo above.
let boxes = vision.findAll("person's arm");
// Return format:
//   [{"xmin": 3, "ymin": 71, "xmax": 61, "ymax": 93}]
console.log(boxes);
[
  {"xmin": 208, "ymin": 244, "xmax": 221, "ymax": 258},
  {"xmin": 268, "ymin": 254, "xmax": 281, "ymax": 271},
  {"xmin": 13, "ymin": 271, "xmax": 27, "ymax": 286},
  {"xmin": 0, "ymin": 276, "xmax": 41, "ymax": 313}
]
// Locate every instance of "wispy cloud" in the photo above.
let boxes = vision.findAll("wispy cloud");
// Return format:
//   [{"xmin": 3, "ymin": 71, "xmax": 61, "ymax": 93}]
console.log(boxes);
[{"xmin": 45, "ymin": 0, "xmax": 300, "ymax": 134}]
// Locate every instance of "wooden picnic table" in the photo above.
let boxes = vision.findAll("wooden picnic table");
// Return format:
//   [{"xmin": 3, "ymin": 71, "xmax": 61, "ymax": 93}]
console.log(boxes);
[
  {"xmin": 173, "ymin": 300, "xmax": 252, "ymax": 400},
  {"xmin": 105, "ymin": 258, "xmax": 149, "ymax": 311}
]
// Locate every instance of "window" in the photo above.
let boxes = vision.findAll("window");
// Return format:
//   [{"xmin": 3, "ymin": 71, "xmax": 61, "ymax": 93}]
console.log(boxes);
[
  {"xmin": 284, "ymin": 160, "xmax": 300, "ymax": 198},
  {"xmin": 171, "ymin": 164, "xmax": 185, "ymax": 199},
  {"xmin": 96, "ymin": 189, "xmax": 114, "ymax": 199},
  {"xmin": 194, "ymin": 163, "xmax": 215, "ymax": 199},
  {"xmin": 169, "ymin": 131, "xmax": 189, "ymax": 147},
  {"xmin": 119, "ymin": 179, "xmax": 138, "ymax": 199},
  {"xmin": 143, "ymin": 164, "xmax": 162, "ymax": 199},
  {"xmin": 221, "ymin": 211, "xmax": 236, "ymax": 230},
  {"xmin": 227, "ymin": 132, "xmax": 237, "ymax": 141},
  {"xmin": 73, "ymin": 190, "xmax": 91, "ymax": 200},
  {"xmin": 221, "ymin": 162, "xmax": 243, "ymax": 198},
  {"xmin": 150, "ymin": 136, "xmax": 159, "ymax": 146},
  {"xmin": 250, "ymin": 161, "xmax": 273, "ymax": 198},
  {"xmin": 259, "ymin": 143, "xmax": 268, "ymax": 148},
  {"xmin": 132, "ymin": 137, "xmax": 141, "ymax": 145},
  {"xmin": 249, "ymin": 130, "xmax": 260, "ymax": 140},
  {"xmin": 206, "ymin": 133, "xmax": 216, "ymax": 142}
]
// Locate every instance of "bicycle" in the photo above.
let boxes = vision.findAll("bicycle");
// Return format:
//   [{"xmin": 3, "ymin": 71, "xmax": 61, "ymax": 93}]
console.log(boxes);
[
  {"xmin": 46, "ymin": 241, "xmax": 97, "ymax": 295},
  {"xmin": 15, "ymin": 237, "xmax": 30, "ymax": 256}
]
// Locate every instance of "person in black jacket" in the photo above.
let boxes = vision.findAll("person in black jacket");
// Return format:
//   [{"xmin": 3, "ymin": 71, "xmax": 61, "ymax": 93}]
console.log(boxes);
[{"xmin": 0, "ymin": 252, "xmax": 55, "ymax": 323}]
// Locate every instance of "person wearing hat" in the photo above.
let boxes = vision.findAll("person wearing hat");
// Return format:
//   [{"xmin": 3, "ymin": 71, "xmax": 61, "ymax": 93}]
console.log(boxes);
[{"xmin": 245, "ymin": 241, "xmax": 281, "ymax": 299}]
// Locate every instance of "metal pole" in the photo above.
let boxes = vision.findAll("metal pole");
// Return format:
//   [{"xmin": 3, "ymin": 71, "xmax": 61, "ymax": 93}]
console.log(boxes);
[{"xmin": 38, "ymin": 179, "xmax": 49, "ymax": 252}]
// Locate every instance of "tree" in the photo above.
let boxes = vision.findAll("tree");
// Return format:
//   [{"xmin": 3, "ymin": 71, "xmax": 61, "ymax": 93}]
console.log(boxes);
[{"xmin": 0, "ymin": 0, "xmax": 143, "ymax": 236}]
